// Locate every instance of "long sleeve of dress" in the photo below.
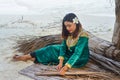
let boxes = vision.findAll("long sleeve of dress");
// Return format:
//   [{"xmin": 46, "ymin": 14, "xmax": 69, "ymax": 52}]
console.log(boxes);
[
  {"xmin": 65, "ymin": 34, "xmax": 89, "ymax": 68},
  {"xmin": 58, "ymin": 39, "xmax": 67, "ymax": 60}
]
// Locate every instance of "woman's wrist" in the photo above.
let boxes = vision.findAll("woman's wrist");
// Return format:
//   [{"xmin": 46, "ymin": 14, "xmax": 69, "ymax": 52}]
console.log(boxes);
[
  {"xmin": 59, "ymin": 59, "xmax": 63, "ymax": 64},
  {"xmin": 63, "ymin": 65, "xmax": 69, "ymax": 71}
]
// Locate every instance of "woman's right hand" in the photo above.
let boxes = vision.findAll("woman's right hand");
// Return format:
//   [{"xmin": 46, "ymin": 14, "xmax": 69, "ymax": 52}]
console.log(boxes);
[{"xmin": 56, "ymin": 63, "xmax": 63, "ymax": 71}]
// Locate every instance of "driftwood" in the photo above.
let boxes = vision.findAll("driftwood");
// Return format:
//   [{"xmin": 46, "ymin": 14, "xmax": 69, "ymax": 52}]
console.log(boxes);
[
  {"xmin": 14, "ymin": 32, "xmax": 120, "ymax": 75},
  {"xmin": 90, "ymin": 51, "xmax": 120, "ymax": 75},
  {"xmin": 35, "ymin": 71, "xmax": 105, "ymax": 76},
  {"xmin": 15, "ymin": 34, "xmax": 62, "ymax": 54},
  {"xmin": 15, "ymin": 32, "xmax": 120, "ymax": 61},
  {"xmin": 35, "ymin": 67, "xmax": 113, "ymax": 79},
  {"xmin": 89, "ymin": 33, "xmax": 120, "ymax": 61}
]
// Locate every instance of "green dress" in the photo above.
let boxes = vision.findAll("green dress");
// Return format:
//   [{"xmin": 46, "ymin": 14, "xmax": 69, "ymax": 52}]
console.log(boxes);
[{"xmin": 34, "ymin": 30, "xmax": 90, "ymax": 68}]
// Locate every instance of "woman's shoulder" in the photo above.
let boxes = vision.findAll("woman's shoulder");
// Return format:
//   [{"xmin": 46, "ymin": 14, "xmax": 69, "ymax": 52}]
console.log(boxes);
[{"xmin": 79, "ymin": 30, "xmax": 89, "ymax": 38}]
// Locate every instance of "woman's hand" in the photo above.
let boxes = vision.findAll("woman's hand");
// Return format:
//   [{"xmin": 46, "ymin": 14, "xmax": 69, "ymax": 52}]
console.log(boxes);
[
  {"xmin": 56, "ymin": 63, "xmax": 63, "ymax": 71},
  {"xmin": 59, "ymin": 65, "xmax": 68, "ymax": 75},
  {"xmin": 56, "ymin": 58, "xmax": 64, "ymax": 71}
]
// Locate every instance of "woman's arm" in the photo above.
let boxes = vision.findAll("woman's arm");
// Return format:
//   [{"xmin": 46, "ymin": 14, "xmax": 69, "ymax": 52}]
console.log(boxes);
[
  {"xmin": 59, "ymin": 32, "xmax": 89, "ymax": 75},
  {"xmin": 58, "ymin": 39, "xmax": 67, "ymax": 60},
  {"xmin": 57, "ymin": 39, "xmax": 67, "ymax": 70},
  {"xmin": 65, "ymin": 32, "xmax": 89, "ymax": 68},
  {"xmin": 56, "ymin": 58, "xmax": 64, "ymax": 71}
]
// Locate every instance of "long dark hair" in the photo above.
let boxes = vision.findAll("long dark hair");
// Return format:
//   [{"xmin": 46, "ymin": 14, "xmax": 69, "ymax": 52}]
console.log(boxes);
[{"xmin": 62, "ymin": 13, "xmax": 82, "ymax": 40}]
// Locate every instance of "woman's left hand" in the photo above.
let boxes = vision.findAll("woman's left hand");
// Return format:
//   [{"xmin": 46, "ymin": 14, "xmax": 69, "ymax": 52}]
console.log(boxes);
[{"xmin": 59, "ymin": 65, "xmax": 68, "ymax": 75}]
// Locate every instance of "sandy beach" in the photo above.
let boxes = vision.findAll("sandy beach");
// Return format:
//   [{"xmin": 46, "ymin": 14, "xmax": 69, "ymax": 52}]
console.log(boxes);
[{"xmin": 0, "ymin": 0, "xmax": 116, "ymax": 80}]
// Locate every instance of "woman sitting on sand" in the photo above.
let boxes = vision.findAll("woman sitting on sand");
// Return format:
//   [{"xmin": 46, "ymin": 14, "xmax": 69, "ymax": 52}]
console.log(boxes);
[{"xmin": 13, "ymin": 13, "xmax": 90, "ymax": 75}]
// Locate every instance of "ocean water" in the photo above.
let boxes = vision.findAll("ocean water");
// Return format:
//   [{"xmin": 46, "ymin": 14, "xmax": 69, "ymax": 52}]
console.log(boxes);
[{"xmin": 0, "ymin": 0, "xmax": 115, "ymax": 33}]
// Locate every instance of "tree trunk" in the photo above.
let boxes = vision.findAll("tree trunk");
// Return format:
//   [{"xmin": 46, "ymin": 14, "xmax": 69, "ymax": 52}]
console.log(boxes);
[
  {"xmin": 90, "ymin": 51, "xmax": 120, "ymax": 75},
  {"xmin": 112, "ymin": 0, "xmax": 120, "ymax": 49},
  {"xmin": 89, "ymin": 33, "xmax": 120, "ymax": 61}
]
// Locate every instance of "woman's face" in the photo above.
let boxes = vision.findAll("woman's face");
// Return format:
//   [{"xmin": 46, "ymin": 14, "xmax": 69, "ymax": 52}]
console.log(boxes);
[{"xmin": 64, "ymin": 21, "xmax": 76, "ymax": 33}]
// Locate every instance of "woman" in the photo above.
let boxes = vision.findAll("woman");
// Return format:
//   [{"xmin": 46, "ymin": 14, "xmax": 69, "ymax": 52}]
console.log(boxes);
[{"xmin": 13, "ymin": 13, "xmax": 90, "ymax": 75}]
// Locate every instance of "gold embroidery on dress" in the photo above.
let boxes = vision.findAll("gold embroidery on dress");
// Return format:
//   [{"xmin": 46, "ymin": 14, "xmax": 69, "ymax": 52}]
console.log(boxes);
[{"xmin": 66, "ymin": 28, "xmax": 84, "ymax": 50}]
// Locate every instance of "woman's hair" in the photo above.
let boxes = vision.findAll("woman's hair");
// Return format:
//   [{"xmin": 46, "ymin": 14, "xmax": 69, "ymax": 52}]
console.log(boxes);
[{"xmin": 62, "ymin": 13, "xmax": 82, "ymax": 40}]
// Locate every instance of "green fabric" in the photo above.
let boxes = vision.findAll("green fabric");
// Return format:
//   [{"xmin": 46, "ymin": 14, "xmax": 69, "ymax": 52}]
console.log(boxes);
[
  {"xmin": 65, "ymin": 37, "xmax": 89, "ymax": 68},
  {"xmin": 59, "ymin": 39, "xmax": 67, "ymax": 57},
  {"xmin": 34, "ymin": 36, "xmax": 90, "ymax": 68}
]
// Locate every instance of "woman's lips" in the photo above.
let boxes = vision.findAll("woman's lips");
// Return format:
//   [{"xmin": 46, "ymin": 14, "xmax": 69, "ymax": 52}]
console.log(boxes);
[
  {"xmin": 68, "ymin": 30, "xmax": 72, "ymax": 32},
  {"xmin": 68, "ymin": 30, "xmax": 72, "ymax": 33}
]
